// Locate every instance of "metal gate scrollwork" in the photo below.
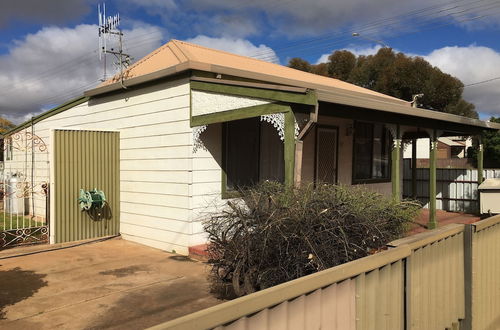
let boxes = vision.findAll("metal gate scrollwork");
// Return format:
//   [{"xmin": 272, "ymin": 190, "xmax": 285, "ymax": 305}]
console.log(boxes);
[{"xmin": 1, "ymin": 130, "xmax": 50, "ymax": 249}]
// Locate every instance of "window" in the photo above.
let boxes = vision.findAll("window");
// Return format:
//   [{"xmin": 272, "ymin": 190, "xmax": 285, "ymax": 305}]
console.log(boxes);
[
  {"xmin": 353, "ymin": 121, "xmax": 391, "ymax": 183},
  {"xmin": 224, "ymin": 118, "xmax": 284, "ymax": 192}
]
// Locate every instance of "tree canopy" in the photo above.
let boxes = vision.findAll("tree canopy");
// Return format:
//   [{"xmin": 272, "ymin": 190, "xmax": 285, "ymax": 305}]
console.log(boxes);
[
  {"xmin": 288, "ymin": 48, "xmax": 478, "ymax": 118},
  {"xmin": 468, "ymin": 117, "xmax": 500, "ymax": 168},
  {"xmin": 0, "ymin": 117, "xmax": 14, "ymax": 135}
]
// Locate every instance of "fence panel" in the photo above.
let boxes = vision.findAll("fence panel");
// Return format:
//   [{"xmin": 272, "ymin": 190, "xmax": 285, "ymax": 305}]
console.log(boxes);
[
  {"xmin": 470, "ymin": 215, "xmax": 500, "ymax": 330},
  {"xmin": 149, "ymin": 247, "xmax": 409, "ymax": 330},
  {"xmin": 150, "ymin": 217, "xmax": 500, "ymax": 330},
  {"xmin": 387, "ymin": 224, "xmax": 465, "ymax": 330},
  {"xmin": 403, "ymin": 159, "xmax": 500, "ymax": 213},
  {"xmin": 355, "ymin": 260, "xmax": 404, "ymax": 330}
]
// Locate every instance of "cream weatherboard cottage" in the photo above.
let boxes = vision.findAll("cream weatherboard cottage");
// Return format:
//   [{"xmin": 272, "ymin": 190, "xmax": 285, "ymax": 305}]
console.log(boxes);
[{"xmin": 2, "ymin": 40, "xmax": 499, "ymax": 253}]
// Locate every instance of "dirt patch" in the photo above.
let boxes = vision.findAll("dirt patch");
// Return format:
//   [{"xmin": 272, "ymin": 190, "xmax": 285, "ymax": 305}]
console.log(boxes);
[
  {"xmin": 99, "ymin": 265, "xmax": 149, "ymax": 278},
  {"xmin": 0, "ymin": 267, "xmax": 47, "ymax": 319}
]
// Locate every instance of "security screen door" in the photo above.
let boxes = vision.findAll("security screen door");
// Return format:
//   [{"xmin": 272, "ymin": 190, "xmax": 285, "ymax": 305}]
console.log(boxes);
[{"xmin": 315, "ymin": 126, "xmax": 338, "ymax": 184}]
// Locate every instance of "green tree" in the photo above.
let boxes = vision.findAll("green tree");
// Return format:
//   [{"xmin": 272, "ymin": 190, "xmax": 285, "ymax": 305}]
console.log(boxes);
[
  {"xmin": 288, "ymin": 48, "xmax": 477, "ymax": 118},
  {"xmin": 311, "ymin": 63, "xmax": 329, "ymax": 76},
  {"xmin": 327, "ymin": 50, "xmax": 356, "ymax": 81},
  {"xmin": 0, "ymin": 117, "xmax": 14, "ymax": 135},
  {"xmin": 288, "ymin": 57, "xmax": 312, "ymax": 72},
  {"xmin": 316, "ymin": 48, "xmax": 478, "ymax": 118},
  {"xmin": 445, "ymin": 99, "xmax": 478, "ymax": 119},
  {"xmin": 469, "ymin": 117, "xmax": 500, "ymax": 168}
]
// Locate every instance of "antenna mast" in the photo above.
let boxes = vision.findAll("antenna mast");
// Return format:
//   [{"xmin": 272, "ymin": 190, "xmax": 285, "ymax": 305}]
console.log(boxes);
[{"xmin": 98, "ymin": 3, "xmax": 131, "ymax": 86}]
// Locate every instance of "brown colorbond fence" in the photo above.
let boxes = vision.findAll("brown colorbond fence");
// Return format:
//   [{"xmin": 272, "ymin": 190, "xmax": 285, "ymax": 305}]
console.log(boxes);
[
  {"xmin": 467, "ymin": 216, "xmax": 500, "ymax": 330},
  {"xmin": 389, "ymin": 224, "xmax": 465, "ymax": 330},
  {"xmin": 150, "ymin": 216, "xmax": 500, "ymax": 330}
]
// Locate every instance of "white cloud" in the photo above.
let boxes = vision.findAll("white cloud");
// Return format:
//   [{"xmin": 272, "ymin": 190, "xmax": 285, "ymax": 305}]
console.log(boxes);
[
  {"xmin": 185, "ymin": 35, "xmax": 279, "ymax": 63},
  {"xmin": 0, "ymin": 23, "xmax": 164, "ymax": 123},
  {"xmin": 424, "ymin": 45, "xmax": 500, "ymax": 117},
  {"xmin": 140, "ymin": 0, "xmax": 500, "ymax": 38}
]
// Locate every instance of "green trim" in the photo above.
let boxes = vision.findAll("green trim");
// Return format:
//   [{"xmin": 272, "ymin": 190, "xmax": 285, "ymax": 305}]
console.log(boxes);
[
  {"xmin": 284, "ymin": 111, "xmax": 295, "ymax": 187},
  {"xmin": 391, "ymin": 138, "xmax": 401, "ymax": 201},
  {"xmin": 191, "ymin": 103, "xmax": 291, "ymax": 127},
  {"xmin": 428, "ymin": 132, "xmax": 438, "ymax": 229},
  {"xmin": 391, "ymin": 125, "xmax": 401, "ymax": 201},
  {"xmin": 191, "ymin": 80, "xmax": 317, "ymax": 106},
  {"xmin": 5, "ymin": 96, "xmax": 89, "ymax": 136},
  {"xmin": 478, "ymin": 138, "xmax": 484, "ymax": 184}
]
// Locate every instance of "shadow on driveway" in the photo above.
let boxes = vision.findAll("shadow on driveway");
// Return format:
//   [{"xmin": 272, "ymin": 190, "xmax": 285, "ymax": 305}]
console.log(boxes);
[{"xmin": 0, "ymin": 238, "xmax": 221, "ymax": 329}]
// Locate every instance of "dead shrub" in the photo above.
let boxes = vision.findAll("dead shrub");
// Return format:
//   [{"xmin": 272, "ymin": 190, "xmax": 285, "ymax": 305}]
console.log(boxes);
[{"xmin": 204, "ymin": 182, "xmax": 421, "ymax": 298}]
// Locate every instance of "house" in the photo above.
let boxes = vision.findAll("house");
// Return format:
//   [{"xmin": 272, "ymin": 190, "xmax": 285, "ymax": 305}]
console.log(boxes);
[
  {"xmin": 403, "ymin": 136, "xmax": 474, "ymax": 169},
  {"xmin": 403, "ymin": 136, "xmax": 472, "ymax": 160},
  {"xmin": 3, "ymin": 40, "xmax": 499, "ymax": 254}
]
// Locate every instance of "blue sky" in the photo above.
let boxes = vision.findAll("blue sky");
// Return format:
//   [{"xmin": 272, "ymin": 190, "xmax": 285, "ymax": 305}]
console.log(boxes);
[{"xmin": 1, "ymin": 0, "xmax": 500, "ymax": 123}]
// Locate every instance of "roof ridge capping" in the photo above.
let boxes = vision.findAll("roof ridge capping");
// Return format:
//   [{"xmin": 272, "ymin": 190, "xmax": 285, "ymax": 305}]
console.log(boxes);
[
  {"xmin": 172, "ymin": 39, "xmax": 407, "ymax": 104},
  {"xmin": 172, "ymin": 39, "xmax": 281, "ymax": 63}
]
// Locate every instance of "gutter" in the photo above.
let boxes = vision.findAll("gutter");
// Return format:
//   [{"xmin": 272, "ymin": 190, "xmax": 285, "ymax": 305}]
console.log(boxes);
[
  {"xmin": 84, "ymin": 61, "xmax": 500, "ymax": 132},
  {"xmin": 5, "ymin": 96, "xmax": 89, "ymax": 136}
]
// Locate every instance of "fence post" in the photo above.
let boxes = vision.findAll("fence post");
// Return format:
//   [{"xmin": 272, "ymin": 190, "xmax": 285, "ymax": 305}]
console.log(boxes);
[
  {"xmin": 428, "ymin": 131, "xmax": 438, "ymax": 229},
  {"xmin": 462, "ymin": 224, "xmax": 473, "ymax": 330}
]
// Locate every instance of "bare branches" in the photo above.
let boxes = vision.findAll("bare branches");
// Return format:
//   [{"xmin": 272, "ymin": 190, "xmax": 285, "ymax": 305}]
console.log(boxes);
[{"xmin": 204, "ymin": 182, "xmax": 421, "ymax": 298}]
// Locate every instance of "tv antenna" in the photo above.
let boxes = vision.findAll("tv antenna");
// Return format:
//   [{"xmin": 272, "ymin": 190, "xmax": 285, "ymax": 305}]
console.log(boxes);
[{"xmin": 98, "ymin": 3, "xmax": 131, "ymax": 86}]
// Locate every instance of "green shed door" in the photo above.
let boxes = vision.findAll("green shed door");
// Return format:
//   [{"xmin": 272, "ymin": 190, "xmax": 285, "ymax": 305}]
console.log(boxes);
[{"xmin": 53, "ymin": 129, "xmax": 120, "ymax": 243}]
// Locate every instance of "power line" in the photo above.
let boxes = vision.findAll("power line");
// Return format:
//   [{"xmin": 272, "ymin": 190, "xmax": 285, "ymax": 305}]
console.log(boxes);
[
  {"xmin": 256, "ymin": 4, "xmax": 500, "ymax": 62},
  {"xmin": 464, "ymin": 76, "xmax": 500, "ymax": 87},
  {"xmin": 0, "ymin": 33, "xmax": 164, "ymax": 99},
  {"xmin": 4, "ymin": 0, "xmax": 500, "ymax": 114},
  {"xmin": 251, "ymin": 0, "xmax": 500, "ymax": 61}
]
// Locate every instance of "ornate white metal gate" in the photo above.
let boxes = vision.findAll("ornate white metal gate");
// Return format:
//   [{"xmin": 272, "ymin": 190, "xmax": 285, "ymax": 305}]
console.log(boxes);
[{"xmin": 1, "ymin": 131, "xmax": 49, "ymax": 249}]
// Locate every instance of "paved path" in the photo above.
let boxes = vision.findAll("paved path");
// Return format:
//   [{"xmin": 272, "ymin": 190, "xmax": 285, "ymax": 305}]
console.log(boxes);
[
  {"xmin": 408, "ymin": 209, "xmax": 481, "ymax": 235},
  {"xmin": 0, "ymin": 238, "xmax": 221, "ymax": 329}
]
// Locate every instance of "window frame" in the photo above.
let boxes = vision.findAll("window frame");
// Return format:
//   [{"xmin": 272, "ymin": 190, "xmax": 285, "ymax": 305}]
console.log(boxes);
[
  {"xmin": 351, "ymin": 121, "xmax": 392, "ymax": 184},
  {"xmin": 221, "ymin": 118, "xmax": 286, "ymax": 199},
  {"xmin": 221, "ymin": 120, "xmax": 260, "ymax": 199}
]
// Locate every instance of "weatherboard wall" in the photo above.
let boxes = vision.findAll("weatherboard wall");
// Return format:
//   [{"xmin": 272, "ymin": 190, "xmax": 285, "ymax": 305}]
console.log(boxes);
[{"xmin": 5, "ymin": 78, "xmax": 198, "ymax": 254}]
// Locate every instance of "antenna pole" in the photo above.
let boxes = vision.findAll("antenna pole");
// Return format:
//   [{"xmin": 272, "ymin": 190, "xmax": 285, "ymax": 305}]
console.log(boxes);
[
  {"xmin": 97, "ymin": 3, "xmax": 130, "ymax": 84},
  {"xmin": 119, "ymin": 30, "xmax": 126, "ymax": 89}
]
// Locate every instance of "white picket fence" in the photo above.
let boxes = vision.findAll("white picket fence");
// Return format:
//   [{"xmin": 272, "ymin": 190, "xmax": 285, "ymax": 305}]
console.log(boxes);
[{"xmin": 403, "ymin": 159, "xmax": 500, "ymax": 213}]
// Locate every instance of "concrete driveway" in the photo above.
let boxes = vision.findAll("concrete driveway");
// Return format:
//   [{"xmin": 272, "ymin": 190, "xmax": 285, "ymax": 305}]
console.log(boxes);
[{"xmin": 0, "ymin": 238, "xmax": 221, "ymax": 329}]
